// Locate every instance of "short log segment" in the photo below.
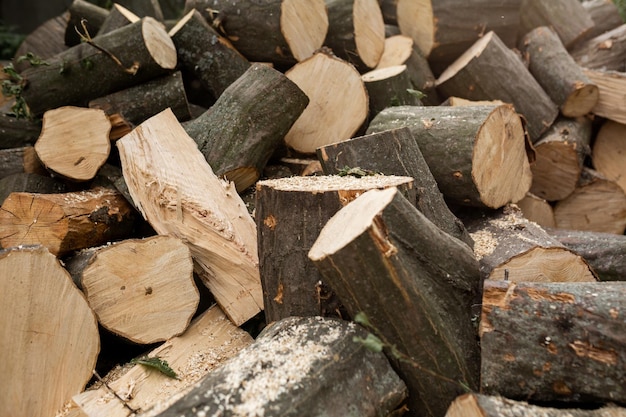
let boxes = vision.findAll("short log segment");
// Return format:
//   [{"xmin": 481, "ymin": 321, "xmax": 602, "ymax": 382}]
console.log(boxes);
[
  {"xmin": 436, "ymin": 31, "xmax": 559, "ymax": 141},
  {"xmin": 583, "ymin": 69, "xmax": 626, "ymax": 124},
  {"xmin": 366, "ymin": 104, "xmax": 532, "ymax": 208},
  {"xmin": 309, "ymin": 187, "xmax": 481, "ymax": 417},
  {"xmin": 96, "ymin": 3, "xmax": 140, "ymax": 36},
  {"xmin": 21, "ymin": 17, "xmax": 177, "ymax": 115},
  {"xmin": 519, "ymin": 0, "xmax": 594, "ymax": 48},
  {"xmin": 316, "ymin": 127, "xmax": 474, "ymax": 247},
  {"xmin": 255, "ymin": 175, "xmax": 417, "ymax": 323},
  {"xmin": 184, "ymin": 63, "xmax": 309, "ymax": 192},
  {"xmin": 480, "ymin": 280, "xmax": 626, "ymax": 404},
  {"xmin": 520, "ymin": 26, "xmax": 598, "ymax": 117},
  {"xmin": 117, "ymin": 108, "xmax": 263, "ymax": 326},
  {"xmin": 169, "ymin": 10, "xmax": 251, "ymax": 100},
  {"xmin": 361, "ymin": 65, "xmax": 422, "ymax": 117},
  {"xmin": 465, "ymin": 205, "xmax": 597, "ymax": 283},
  {"xmin": 324, "ymin": 0, "xmax": 386, "ymax": 70},
  {"xmin": 446, "ymin": 394, "xmax": 626, "ymax": 417},
  {"xmin": 183, "ymin": 0, "xmax": 329, "ymax": 66},
  {"xmin": 34, "ymin": 106, "xmax": 111, "ymax": 181},
  {"xmin": 0, "ymin": 187, "xmax": 136, "ymax": 256},
  {"xmin": 65, "ymin": 235, "xmax": 199, "ymax": 344},
  {"xmin": 570, "ymin": 24, "xmax": 626, "ymax": 73},
  {"xmin": 593, "ymin": 120, "xmax": 626, "ymax": 194},
  {"xmin": 0, "ymin": 245, "xmax": 99, "ymax": 417},
  {"xmin": 154, "ymin": 316, "xmax": 408, "ymax": 417}
]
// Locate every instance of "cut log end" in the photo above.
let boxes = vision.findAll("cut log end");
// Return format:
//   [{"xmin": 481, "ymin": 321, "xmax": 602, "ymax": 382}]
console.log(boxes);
[
  {"xmin": 280, "ymin": 0, "xmax": 328, "ymax": 61},
  {"xmin": 362, "ymin": 64, "xmax": 406, "ymax": 82},
  {"xmin": 437, "ymin": 31, "xmax": 493, "ymax": 85},
  {"xmin": 143, "ymin": 17, "xmax": 177, "ymax": 70},
  {"xmin": 530, "ymin": 141, "xmax": 581, "ymax": 201},
  {"xmin": 561, "ymin": 83, "xmax": 599, "ymax": 117},
  {"xmin": 354, "ymin": 0, "xmax": 386, "ymax": 68},
  {"xmin": 398, "ymin": 0, "xmax": 433, "ymax": 56}
]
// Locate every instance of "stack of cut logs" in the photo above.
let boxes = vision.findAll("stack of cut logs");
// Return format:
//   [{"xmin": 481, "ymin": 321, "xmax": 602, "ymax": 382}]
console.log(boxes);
[{"xmin": 1, "ymin": 0, "xmax": 625, "ymax": 416}]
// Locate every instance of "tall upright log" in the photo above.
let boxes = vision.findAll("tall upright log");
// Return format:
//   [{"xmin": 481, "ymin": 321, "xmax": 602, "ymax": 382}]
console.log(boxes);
[
  {"xmin": 309, "ymin": 187, "xmax": 481, "ymax": 417},
  {"xmin": 519, "ymin": 0, "xmax": 594, "ymax": 48}
]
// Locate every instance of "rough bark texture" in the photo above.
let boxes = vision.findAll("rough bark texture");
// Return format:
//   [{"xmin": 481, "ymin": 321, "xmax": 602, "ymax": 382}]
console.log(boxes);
[
  {"xmin": 519, "ymin": 0, "xmax": 594, "ymax": 48},
  {"xmin": 577, "ymin": 0, "xmax": 624, "ymax": 44},
  {"xmin": 361, "ymin": 65, "xmax": 422, "ymax": 117},
  {"xmin": 0, "ymin": 172, "xmax": 67, "ymax": 204},
  {"xmin": 64, "ymin": 0, "xmax": 108, "ymax": 47},
  {"xmin": 0, "ymin": 113, "xmax": 41, "ymax": 149},
  {"xmin": 570, "ymin": 24, "xmax": 626, "ymax": 73},
  {"xmin": 0, "ymin": 146, "xmax": 46, "ymax": 179}
]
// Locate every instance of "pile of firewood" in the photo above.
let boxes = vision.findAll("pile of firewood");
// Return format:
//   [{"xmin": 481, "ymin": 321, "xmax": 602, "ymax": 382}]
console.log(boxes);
[{"xmin": 0, "ymin": 0, "xmax": 625, "ymax": 416}]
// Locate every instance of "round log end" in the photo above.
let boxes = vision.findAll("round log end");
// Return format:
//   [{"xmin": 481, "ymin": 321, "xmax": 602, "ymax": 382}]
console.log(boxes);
[
  {"xmin": 530, "ymin": 141, "xmax": 581, "ymax": 201},
  {"xmin": 143, "ymin": 16, "xmax": 177, "ymax": 70},
  {"xmin": 592, "ymin": 120, "xmax": 626, "ymax": 194},
  {"xmin": 561, "ymin": 83, "xmax": 599, "ymax": 118},
  {"xmin": 281, "ymin": 0, "xmax": 329, "ymax": 62},
  {"xmin": 376, "ymin": 35, "xmax": 414, "ymax": 69},
  {"xmin": 224, "ymin": 166, "xmax": 259, "ymax": 193},
  {"xmin": 354, "ymin": 0, "xmax": 385, "ymax": 68},
  {"xmin": 397, "ymin": 0, "xmax": 433, "ymax": 57}
]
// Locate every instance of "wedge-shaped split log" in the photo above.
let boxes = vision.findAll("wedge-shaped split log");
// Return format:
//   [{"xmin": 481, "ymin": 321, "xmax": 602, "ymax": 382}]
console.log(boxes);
[{"xmin": 309, "ymin": 187, "xmax": 481, "ymax": 417}]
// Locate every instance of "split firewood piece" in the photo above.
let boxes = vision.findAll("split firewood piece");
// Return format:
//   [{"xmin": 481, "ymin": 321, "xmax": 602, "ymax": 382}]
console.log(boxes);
[
  {"xmin": 256, "ymin": 174, "xmax": 416, "ymax": 323},
  {"xmin": 64, "ymin": 0, "xmax": 109, "ymax": 46},
  {"xmin": 117, "ymin": 108, "xmax": 263, "ymax": 326},
  {"xmin": 89, "ymin": 72, "xmax": 190, "ymax": 140},
  {"xmin": 464, "ymin": 204, "xmax": 597, "ymax": 283},
  {"xmin": 0, "ymin": 113, "xmax": 41, "ymax": 149},
  {"xmin": 0, "ymin": 187, "xmax": 136, "ymax": 256},
  {"xmin": 521, "ymin": 27, "xmax": 599, "ymax": 117},
  {"xmin": 547, "ymin": 228, "xmax": 626, "ymax": 282},
  {"xmin": 516, "ymin": 193, "xmax": 556, "ymax": 228},
  {"xmin": 0, "ymin": 173, "xmax": 68, "ymax": 205},
  {"xmin": 21, "ymin": 17, "xmax": 177, "ymax": 116},
  {"xmin": 71, "ymin": 304, "xmax": 253, "ymax": 417},
  {"xmin": 12, "ymin": 13, "xmax": 68, "ymax": 72},
  {"xmin": 184, "ymin": 63, "xmax": 308, "ymax": 192},
  {"xmin": 480, "ymin": 280, "xmax": 626, "ymax": 404},
  {"xmin": 0, "ymin": 146, "xmax": 46, "ymax": 179},
  {"xmin": 317, "ymin": 127, "xmax": 474, "ymax": 246},
  {"xmin": 323, "ymin": 0, "xmax": 385, "ymax": 70},
  {"xmin": 367, "ymin": 104, "xmax": 532, "ymax": 208},
  {"xmin": 592, "ymin": 120, "xmax": 626, "ymax": 194},
  {"xmin": 115, "ymin": 0, "xmax": 164, "ymax": 20},
  {"xmin": 309, "ymin": 187, "xmax": 481, "ymax": 417},
  {"xmin": 436, "ymin": 31, "xmax": 559, "ymax": 141},
  {"xmin": 65, "ymin": 236, "xmax": 199, "ymax": 344},
  {"xmin": 34, "ymin": 106, "xmax": 111, "ymax": 181},
  {"xmin": 570, "ymin": 24, "xmax": 626, "ymax": 72},
  {"xmin": 446, "ymin": 393, "xmax": 626, "ymax": 417},
  {"xmin": 553, "ymin": 168, "xmax": 626, "ymax": 235},
  {"xmin": 583, "ymin": 69, "xmax": 626, "ymax": 124},
  {"xmin": 169, "ymin": 10, "xmax": 251, "ymax": 100},
  {"xmin": 154, "ymin": 316, "xmax": 407, "ymax": 417},
  {"xmin": 396, "ymin": 0, "xmax": 521, "ymax": 74},
  {"xmin": 376, "ymin": 34, "xmax": 440, "ymax": 104},
  {"xmin": 529, "ymin": 117, "xmax": 592, "ymax": 202},
  {"xmin": 95, "ymin": 3, "xmax": 140, "ymax": 37},
  {"xmin": 519, "ymin": 0, "xmax": 594, "ymax": 48},
  {"xmin": 284, "ymin": 50, "xmax": 368, "ymax": 153},
  {"xmin": 0, "ymin": 245, "xmax": 99, "ymax": 417},
  {"xmin": 183, "ymin": 0, "xmax": 328, "ymax": 66},
  {"xmin": 577, "ymin": 0, "xmax": 624, "ymax": 45},
  {"xmin": 361, "ymin": 65, "xmax": 421, "ymax": 117}
]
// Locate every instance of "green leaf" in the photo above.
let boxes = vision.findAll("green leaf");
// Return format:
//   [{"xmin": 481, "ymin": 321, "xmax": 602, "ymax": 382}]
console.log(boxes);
[
  {"xmin": 406, "ymin": 89, "xmax": 426, "ymax": 100},
  {"xmin": 353, "ymin": 311, "xmax": 371, "ymax": 327},
  {"xmin": 353, "ymin": 333, "xmax": 385, "ymax": 353},
  {"xmin": 130, "ymin": 356, "xmax": 179, "ymax": 379}
]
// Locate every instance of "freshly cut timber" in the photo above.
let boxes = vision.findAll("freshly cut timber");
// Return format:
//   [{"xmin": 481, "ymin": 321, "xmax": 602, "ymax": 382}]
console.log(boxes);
[
  {"xmin": 583, "ymin": 69, "xmax": 626, "ymax": 124},
  {"xmin": 516, "ymin": 193, "xmax": 556, "ymax": 228},
  {"xmin": 464, "ymin": 205, "xmax": 597, "ymax": 283},
  {"xmin": 183, "ymin": 0, "xmax": 328, "ymax": 66},
  {"xmin": 480, "ymin": 280, "xmax": 626, "ymax": 404},
  {"xmin": 570, "ymin": 24, "xmax": 626, "ymax": 72},
  {"xmin": 154, "ymin": 316, "xmax": 407, "ymax": 417},
  {"xmin": 117, "ymin": 108, "xmax": 263, "ymax": 326},
  {"xmin": 284, "ymin": 50, "xmax": 368, "ymax": 154},
  {"xmin": 436, "ymin": 31, "xmax": 559, "ymax": 141},
  {"xmin": 519, "ymin": 0, "xmax": 594, "ymax": 48},
  {"xmin": 65, "ymin": 235, "xmax": 199, "ymax": 344},
  {"xmin": 34, "ymin": 106, "xmax": 111, "ymax": 181},
  {"xmin": 521, "ymin": 26, "xmax": 598, "ymax": 117},
  {"xmin": 592, "ymin": 120, "xmax": 626, "ymax": 194},
  {"xmin": 367, "ymin": 104, "xmax": 532, "ymax": 208},
  {"xmin": 309, "ymin": 187, "xmax": 481, "ymax": 417},
  {"xmin": 361, "ymin": 65, "xmax": 422, "ymax": 116},
  {"xmin": 0, "ymin": 245, "xmax": 99, "ymax": 417}
]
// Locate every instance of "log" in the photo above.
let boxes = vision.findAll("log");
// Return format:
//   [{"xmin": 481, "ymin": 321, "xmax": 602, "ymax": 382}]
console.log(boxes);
[
  {"xmin": 0, "ymin": 245, "xmax": 99, "ymax": 417},
  {"xmin": 519, "ymin": 0, "xmax": 594, "ymax": 48},
  {"xmin": 520, "ymin": 26, "xmax": 599, "ymax": 117},
  {"xmin": 169, "ymin": 10, "xmax": 251, "ymax": 100},
  {"xmin": 0, "ymin": 146, "xmax": 46, "ymax": 179},
  {"xmin": 570, "ymin": 24, "xmax": 626, "ymax": 73},
  {"xmin": 0, "ymin": 172, "xmax": 68, "ymax": 204},
  {"xmin": 64, "ymin": 0, "xmax": 109, "ymax": 47},
  {"xmin": 284, "ymin": 50, "xmax": 369, "ymax": 154},
  {"xmin": 436, "ymin": 31, "xmax": 559, "ymax": 141},
  {"xmin": 114, "ymin": 0, "xmax": 164, "ymax": 21},
  {"xmin": 578, "ymin": 0, "xmax": 625, "ymax": 44},
  {"xmin": 516, "ymin": 193, "xmax": 556, "ymax": 229},
  {"xmin": 309, "ymin": 187, "xmax": 481, "ymax": 417},
  {"xmin": 396, "ymin": 0, "xmax": 522, "ymax": 74},
  {"xmin": 464, "ymin": 204, "xmax": 597, "ymax": 283},
  {"xmin": 65, "ymin": 235, "xmax": 199, "ymax": 344},
  {"xmin": 361, "ymin": 65, "xmax": 422, "ymax": 117},
  {"xmin": 89, "ymin": 71, "xmax": 191, "ymax": 140},
  {"xmin": 13, "ymin": 12, "xmax": 68, "ymax": 72},
  {"xmin": 366, "ymin": 104, "xmax": 532, "ymax": 208},
  {"xmin": 583, "ymin": 69, "xmax": 626, "ymax": 124},
  {"xmin": 95, "ymin": 3, "xmax": 140, "ymax": 37},
  {"xmin": 71, "ymin": 305, "xmax": 254, "ymax": 417},
  {"xmin": 256, "ymin": 174, "xmax": 417, "ymax": 323},
  {"xmin": 480, "ymin": 280, "xmax": 626, "ymax": 404},
  {"xmin": 316, "ymin": 127, "xmax": 474, "ymax": 246},
  {"xmin": 34, "ymin": 106, "xmax": 111, "ymax": 181},
  {"xmin": 553, "ymin": 168, "xmax": 626, "ymax": 234},
  {"xmin": 183, "ymin": 0, "xmax": 329, "ymax": 66},
  {"xmin": 323, "ymin": 0, "xmax": 386, "ymax": 70},
  {"xmin": 117, "ymin": 108, "xmax": 263, "ymax": 326},
  {"xmin": 183, "ymin": 63, "xmax": 308, "ymax": 192},
  {"xmin": 0, "ymin": 187, "xmax": 137, "ymax": 256},
  {"xmin": 547, "ymin": 228, "xmax": 626, "ymax": 282},
  {"xmin": 592, "ymin": 119, "xmax": 626, "ymax": 194},
  {"xmin": 0, "ymin": 113, "xmax": 41, "ymax": 149},
  {"xmin": 21, "ymin": 17, "xmax": 177, "ymax": 115},
  {"xmin": 154, "ymin": 316, "xmax": 408, "ymax": 417},
  {"xmin": 446, "ymin": 394, "xmax": 626, "ymax": 417},
  {"xmin": 529, "ymin": 117, "xmax": 592, "ymax": 201}
]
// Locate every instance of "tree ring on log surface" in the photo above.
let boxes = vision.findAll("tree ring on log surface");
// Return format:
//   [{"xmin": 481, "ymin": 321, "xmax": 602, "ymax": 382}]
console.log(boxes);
[
  {"xmin": 143, "ymin": 17, "xmax": 177, "ymax": 70},
  {"xmin": 280, "ymin": 0, "xmax": 328, "ymax": 61}
]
